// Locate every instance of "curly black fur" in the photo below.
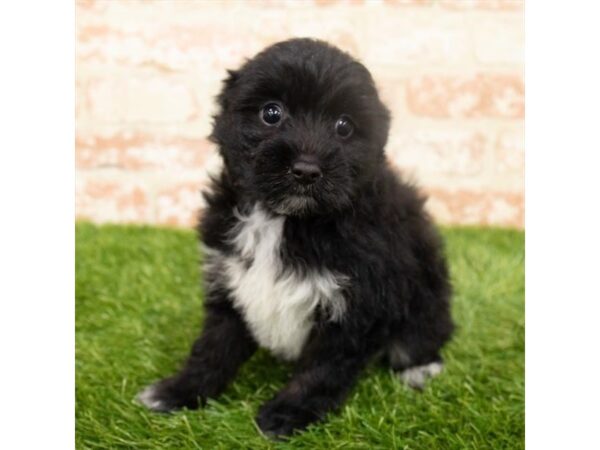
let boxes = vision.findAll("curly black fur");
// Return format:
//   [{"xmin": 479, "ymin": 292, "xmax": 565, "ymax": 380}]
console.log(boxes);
[{"xmin": 139, "ymin": 38, "xmax": 454, "ymax": 438}]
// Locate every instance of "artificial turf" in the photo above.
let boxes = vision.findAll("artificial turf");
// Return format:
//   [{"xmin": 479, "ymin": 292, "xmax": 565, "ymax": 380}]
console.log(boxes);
[{"xmin": 75, "ymin": 222, "xmax": 524, "ymax": 449}]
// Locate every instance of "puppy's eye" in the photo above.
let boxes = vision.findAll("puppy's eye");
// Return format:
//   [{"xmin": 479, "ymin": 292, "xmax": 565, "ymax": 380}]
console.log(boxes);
[
  {"xmin": 261, "ymin": 103, "xmax": 283, "ymax": 125},
  {"xmin": 335, "ymin": 116, "xmax": 354, "ymax": 139}
]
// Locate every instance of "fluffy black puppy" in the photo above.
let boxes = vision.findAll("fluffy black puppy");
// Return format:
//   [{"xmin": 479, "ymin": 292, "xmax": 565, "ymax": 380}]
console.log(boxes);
[{"xmin": 139, "ymin": 38, "xmax": 454, "ymax": 437}]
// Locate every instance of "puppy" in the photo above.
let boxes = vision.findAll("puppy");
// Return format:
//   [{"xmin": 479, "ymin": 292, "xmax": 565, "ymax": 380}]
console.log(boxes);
[{"xmin": 139, "ymin": 38, "xmax": 454, "ymax": 437}]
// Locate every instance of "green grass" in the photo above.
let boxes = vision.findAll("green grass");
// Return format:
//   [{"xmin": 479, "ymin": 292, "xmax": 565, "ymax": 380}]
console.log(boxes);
[{"xmin": 76, "ymin": 222, "xmax": 524, "ymax": 449}]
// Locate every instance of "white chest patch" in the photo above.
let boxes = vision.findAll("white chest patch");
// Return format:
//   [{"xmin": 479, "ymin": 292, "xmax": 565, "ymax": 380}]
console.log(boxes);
[{"xmin": 205, "ymin": 204, "xmax": 346, "ymax": 361}]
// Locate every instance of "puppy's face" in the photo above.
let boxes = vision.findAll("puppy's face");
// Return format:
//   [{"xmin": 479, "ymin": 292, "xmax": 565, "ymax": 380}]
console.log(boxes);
[{"xmin": 211, "ymin": 39, "xmax": 390, "ymax": 216}]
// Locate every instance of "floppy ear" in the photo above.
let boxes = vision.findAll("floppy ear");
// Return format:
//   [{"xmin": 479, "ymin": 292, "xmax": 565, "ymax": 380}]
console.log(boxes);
[
  {"xmin": 378, "ymin": 103, "xmax": 392, "ymax": 152},
  {"xmin": 216, "ymin": 69, "xmax": 239, "ymax": 110},
  {"xmin": 209, "ymin": 69, "xmax": 240, "ymax": 145},
  {"xmin": 224, "ymin": 69, "xmax": 239, "ymax": 85}
]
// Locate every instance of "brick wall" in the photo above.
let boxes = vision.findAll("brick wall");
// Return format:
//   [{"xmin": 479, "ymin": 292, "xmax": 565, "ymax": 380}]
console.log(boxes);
[{"xmin": 76, "ymin": 0, "xmax": 524, "ymax": 228}]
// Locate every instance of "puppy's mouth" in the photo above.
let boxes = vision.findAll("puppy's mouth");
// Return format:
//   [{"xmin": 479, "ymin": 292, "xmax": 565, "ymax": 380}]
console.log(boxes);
[
  {"xmin": 270, "ymin": 192, "xmax": 319, "ymax": 216},
  {"xmin": 255, "ymin": 154, "xmax": 353, "ymax": 217}
]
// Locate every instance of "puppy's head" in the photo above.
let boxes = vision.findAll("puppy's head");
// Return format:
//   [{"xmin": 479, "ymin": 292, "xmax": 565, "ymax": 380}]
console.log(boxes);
[{"xmin": 211, "ymin": 38, "xmax": 390, "ymax": 216}]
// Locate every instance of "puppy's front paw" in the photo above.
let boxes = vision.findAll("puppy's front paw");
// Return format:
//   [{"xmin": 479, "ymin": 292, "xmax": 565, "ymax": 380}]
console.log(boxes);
[
  {"xmin": 399, "ymin": 361, "xmax": 444, "ymax": 390},
  {"xmin": 256, "ymin": 399, "xmax": 315, "ymax": 439},
  {"xmin": 137, "ymin": 376, "xmax": 200, "ymax": 413}
]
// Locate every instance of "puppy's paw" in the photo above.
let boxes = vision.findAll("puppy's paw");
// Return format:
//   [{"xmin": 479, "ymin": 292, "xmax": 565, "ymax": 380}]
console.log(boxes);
[
  {"xmin": 137, "ymin": 376, "xmax": 200, "ymax": 413},
  {"xmin": 256, "ymin": 399, "xmax": 313, "ymax": 439},
  {"xmin": 399, "ymin": 361, "xmax": 443, "ymax": 390}
]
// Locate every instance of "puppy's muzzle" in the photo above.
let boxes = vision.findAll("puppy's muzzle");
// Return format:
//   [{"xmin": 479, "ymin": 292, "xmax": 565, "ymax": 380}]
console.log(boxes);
[{"xmin": 291, "ymin": 159, "xmax": 322, "ymax": 185}]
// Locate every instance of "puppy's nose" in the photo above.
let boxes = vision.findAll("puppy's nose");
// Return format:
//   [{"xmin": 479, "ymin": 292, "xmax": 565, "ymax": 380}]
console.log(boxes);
[{"xmin": 291, "ymin": 161, "xmax": 322, "ymax": 185}]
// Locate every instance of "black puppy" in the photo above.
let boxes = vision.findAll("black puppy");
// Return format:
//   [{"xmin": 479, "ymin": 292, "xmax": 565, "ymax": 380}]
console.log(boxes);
[{"xmin": 139, "ymin": 38, "xmax": 454, "ymax": 437}]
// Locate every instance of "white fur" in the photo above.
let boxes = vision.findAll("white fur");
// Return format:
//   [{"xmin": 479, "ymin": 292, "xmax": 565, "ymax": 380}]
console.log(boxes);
[
  {"xmin": 137, "ymin": 384, "xmax": 166, "ymax": 411},
  {"xmin": 205, "ymin": 203, "xmax": 347, "ymax": 361},
  {"xmin": 400, "ymin": 362, "xmax": 444, "ymax": 389}
]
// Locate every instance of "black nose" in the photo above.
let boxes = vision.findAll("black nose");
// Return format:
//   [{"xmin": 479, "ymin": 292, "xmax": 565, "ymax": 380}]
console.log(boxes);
[{"xmin": 291, "ymin": 161, "xmax": 322, "ymax": 185}]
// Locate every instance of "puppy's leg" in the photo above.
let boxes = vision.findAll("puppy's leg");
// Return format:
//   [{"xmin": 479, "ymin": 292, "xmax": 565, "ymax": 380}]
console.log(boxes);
[
  {"xmin": 388, "ymin": 337, "xmax": 444, "ymax": 390},
  {"xmin": 138, "ymin": 302, "xmax": 256, "ymax": 412},
  {"xmin": 256, "ymin": 324, "xmax": 376, "ymax": 438},
  {"xmin": 387, "ymin": 306, "xmax": 453, "ymax": 390}
]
